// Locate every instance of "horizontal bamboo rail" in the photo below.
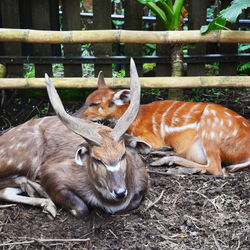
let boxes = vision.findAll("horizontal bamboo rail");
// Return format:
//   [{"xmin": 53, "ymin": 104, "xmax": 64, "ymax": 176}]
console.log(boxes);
[
  {"xmin": 0, "ymin": 29, "xmax": 249, "ymax": 44},
  {"xmin": 0, "ymin": 76, "xmax": 249, "ymax": 89}
]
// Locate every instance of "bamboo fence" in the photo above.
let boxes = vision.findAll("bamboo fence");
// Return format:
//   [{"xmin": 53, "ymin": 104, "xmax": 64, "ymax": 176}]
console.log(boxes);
[
  {"xmin": 0, "ymin": 76, "xmax": 249, "ymax": 89},
  {"xmin": 0, "ymin": 29, "xmax": 249, "ymax": 44}
]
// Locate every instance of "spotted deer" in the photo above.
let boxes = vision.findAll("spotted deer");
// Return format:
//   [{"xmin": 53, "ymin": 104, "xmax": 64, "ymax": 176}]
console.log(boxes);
[
  {"xmin": 0, "ymin": 59, "xmax": 151, "ymax": 217},
  {"xmin": 75, "ymin": 73, "xmax": 250, "ymax": 176}
]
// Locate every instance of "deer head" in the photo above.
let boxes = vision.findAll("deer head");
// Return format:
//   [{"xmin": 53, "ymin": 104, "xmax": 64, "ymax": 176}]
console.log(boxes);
[{"xmin": 45, "ymin": 58, "xmax": 150, "ymax": 204}]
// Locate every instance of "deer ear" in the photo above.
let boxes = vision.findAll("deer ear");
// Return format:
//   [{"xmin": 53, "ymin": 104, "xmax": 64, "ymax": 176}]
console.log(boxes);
[
  {"xmin": 75, "ymin": 144, "xmax": 88, "ymax": 166},
  {"xmin": 124, "ymin": 134, "xmax": 151, "ymax": 155},
  {"xmin": 112, "ymin": 90, "xmax": 131, "ymax": 106},
  {"xmin": 97, "ymin": 71, "xmax": 107, "ymax": 89}
]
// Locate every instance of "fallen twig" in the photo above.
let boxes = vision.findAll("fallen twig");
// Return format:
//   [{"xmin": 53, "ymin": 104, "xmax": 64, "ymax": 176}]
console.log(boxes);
[
  {"xmin": 212, "ymin": 234, "xmax": 222, "ymax": 250},
  {"xmin": 0, "ymin": 238, "xmax": 90, "ymax": 247},
  {"xmin": 145, "ymin": 190, "xmax": 164, "ymax": 211},
  {"xmin": 0, "ymin": 204, "xmax": 17, "ymax": 208}
]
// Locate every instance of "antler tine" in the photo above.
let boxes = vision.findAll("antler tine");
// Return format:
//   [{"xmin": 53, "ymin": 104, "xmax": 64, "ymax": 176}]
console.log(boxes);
[
  {"xmin": 111, "ymin": 58, "xmax": 141, "ymax": 142},
  {"xmin": 45, "ymin": 74, "xmax": 102, "ymax": 146}
]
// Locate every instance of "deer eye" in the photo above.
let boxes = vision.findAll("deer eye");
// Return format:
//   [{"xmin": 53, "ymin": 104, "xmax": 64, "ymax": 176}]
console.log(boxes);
[
  {"xmin": 89, "ymin": 103, "xmax": 100, "ymax": 107},
  {"xmin": 94, "ymin": 158, "xmax": 104, "ymax": 166},
  {"xmin": 120, "ymin": 153, "xmax": 126, "ymax": 161},
  {"xmin": 108, "ymin": 101, "xmax": 114, "ymax": 108}
]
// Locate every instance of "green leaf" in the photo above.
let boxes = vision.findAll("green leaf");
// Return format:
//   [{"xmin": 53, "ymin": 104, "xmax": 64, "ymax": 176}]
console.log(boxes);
[
  {"xmin": 220, "ymin": 0, "xmax": 250, "ymax": 23},
  {"xmin": 137, "ymin": 0, "xmax": 160, "ymax": 4},
  {"xmin": 200, "ymin": 16, "xmax": 227, "ymax": 34}
]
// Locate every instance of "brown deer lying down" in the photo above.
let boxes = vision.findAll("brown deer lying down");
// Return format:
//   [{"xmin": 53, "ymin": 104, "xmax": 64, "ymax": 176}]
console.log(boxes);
[
  {"xmin": 0, "ymin": 59, "xmax": 151, "ymax": 217},
  {"xmin": 75, "ymin": 73, "xmax": 250, "ymax": 176}
]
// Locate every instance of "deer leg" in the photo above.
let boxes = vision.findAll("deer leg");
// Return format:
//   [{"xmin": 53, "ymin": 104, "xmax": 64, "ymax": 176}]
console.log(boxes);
[
  {"xmin": 49, "ymin": 188, "xmax": 89, "ymax": 217},
  {"xmin": 226, "ymin": 159, "xmax": 250, "ymax": 173},
  {"xmin": 151, "ymin": 153, "xmax": 222, "ymax": 176},
  {"xmin": 0, "ymin": 187, "xmax": 57, "ymax": 217}
]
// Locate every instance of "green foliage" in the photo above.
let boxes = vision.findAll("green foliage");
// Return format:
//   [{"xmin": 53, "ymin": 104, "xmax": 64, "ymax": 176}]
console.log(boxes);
[
  {"xmin": 144, "ymin": 43, "xmax": 156, "ymax": 56},
  {"xmin": 137, "ymin": 0, "xmax": 184, "ymax": 31},
  {"xmin": 238, "ymin": 43, "xmax": 250, "ymax": 53},
  {"xmin": 237, "ymin": 62, "xmax": 250, "ymax": 73},
  {"xmin": 24, "ymin": 64, "xmax": 35, "ymax": 78},
  {"xmin": 201, "ymin": 0, "xmax": 250, "ymax": 34}
]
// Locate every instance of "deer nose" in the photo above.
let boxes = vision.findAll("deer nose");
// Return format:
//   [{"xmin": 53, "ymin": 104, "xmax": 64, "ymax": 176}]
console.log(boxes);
[{"xmin": 114, "ymin": 188, "xmax": 127, "ymax": 200}]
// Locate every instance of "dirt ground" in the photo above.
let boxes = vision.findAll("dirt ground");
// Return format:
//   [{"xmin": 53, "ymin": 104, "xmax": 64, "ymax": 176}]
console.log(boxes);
[{"xmin": 0, "ymin": 88, "xmax": 249, "ymax": 249}]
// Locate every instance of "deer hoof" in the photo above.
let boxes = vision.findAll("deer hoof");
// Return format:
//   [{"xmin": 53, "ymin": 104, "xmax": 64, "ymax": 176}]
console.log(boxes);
[{"xmin": 42, "ymin": 199, "xmax": 57, "ymax": 218}]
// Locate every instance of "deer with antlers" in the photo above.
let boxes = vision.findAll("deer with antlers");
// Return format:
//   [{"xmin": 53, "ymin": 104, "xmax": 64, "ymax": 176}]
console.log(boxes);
[
  {"xmin": 76, "ymin": 73, "xmax": 250, "ymax": 176},
  {"xmin": 0, "ymin": 59, "xmax": 151, "ymax": 217}
]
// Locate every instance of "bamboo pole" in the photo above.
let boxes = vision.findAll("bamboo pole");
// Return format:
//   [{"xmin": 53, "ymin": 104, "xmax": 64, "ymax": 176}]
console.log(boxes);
[
  {"xmin": 0, "ymin": 28, "xmax": 249, "ymax": 44},
  {"xmin": 0, "ymin": 76, "xmax": 249, "ymax": 89}
]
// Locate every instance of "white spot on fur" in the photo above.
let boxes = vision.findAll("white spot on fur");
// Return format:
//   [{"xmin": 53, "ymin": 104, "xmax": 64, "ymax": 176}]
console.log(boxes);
[
  {"xmin": 232, "ymin": 129, "xmax": 238, "ymax": 137},
  {"xmin": 201, "ymin": 131, "xmax": 206, "ymax": 138},
  {"xmin": 219, "ymin": 131, "xmax": 223, "ymax": 138},
  {"xmin": 225, "ymin": 111, "xmax": 231, "ymax": 117},
  {"xmin": 15, "ymin": 143, "xmax": 22, "ymax": 150},
  {"xmin": 17, "ymin": 162, "xmax": 23, "ymax": 170},
  {"xmin": 228, "ymin": 119, "xmax": 232, "ymax": 127},
  {"xmin": 160, "ymin": 101, "xmax": 176, "ymax": 139},
  {"xmin": 197, "ymin": 122, "xmax": 200, "ymax": 130},
  {"xmin": 165, "ymin": 122, "xmax": 197, "ymax": 134},
  {"xmin": 242, "ymin": 122, "xmax": 248, "ymax": 127},
  {"xmin": 171, "ymin": 103, "xmax": 187, "ymax": 126},
  {"xmin": 210, "ymin": 132, "xmax": 215, "ymax": 140},
  {"xmin": 220, "ymin": 119, "xmax": 224, "ymax": 127},
  {"xmin": 203, "ymin": 106, "xmax": 210, "ymax": 116},
  {"xmin": 214, "ymin": 117, "xmax": 219, "ymax": 123},
  {"xmin": 7, "ymin": 159, "xmax": 13, "ymax": 165},
  {"xmin": 210, "ymin": 110, "xmax": 216, "ymax": 116},
  {"xmin": 98, "ymin": 107, "xmax": 104, "ymax": 114},
  {"xmin": 152, "ymin": 115, "xmax": 157, "ymax": 135},
  {"xmin": 32, "ymin": 157, "xmax": 39, "ymax": 166}
]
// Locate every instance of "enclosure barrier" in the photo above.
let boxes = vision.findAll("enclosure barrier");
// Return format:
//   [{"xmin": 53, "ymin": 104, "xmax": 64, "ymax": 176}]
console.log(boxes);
[
  {"xmin": 0, "ymin": 28, "xmax": 250, "ymax": 89},
  {"xmin": 0, "ymin": 76, "xmax": 249, "ymax": 89},
  {"xmin": 0, "ymin": 29, "xmax": 250, "ymax": 44}
]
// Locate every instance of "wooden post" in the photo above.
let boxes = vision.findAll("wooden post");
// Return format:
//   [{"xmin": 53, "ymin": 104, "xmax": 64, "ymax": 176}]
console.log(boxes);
[
  {"xmin": 62, "ymin": 0, "xmax": 82, "ymax": 76},
  {"xmin": 1, "ymin": 0, "xmax": 23, "ymax": 77},
  {"xmin": 187, "ymin": 0, "xmax": 207, "ymax": 76},
  {"xmin": 31, "ymin": 0, "xmax": 52, "ymax": 77},
  {"xmin": 124, "ymin": 0, "xmax": 143, "ymax": 77},
  {"xmin": 219, "ymin": 0, "xmax": 238, "ymax": 76},
  {"xmin": 93, "ymin": 0, "xmax": 112, "ymax": 77}
]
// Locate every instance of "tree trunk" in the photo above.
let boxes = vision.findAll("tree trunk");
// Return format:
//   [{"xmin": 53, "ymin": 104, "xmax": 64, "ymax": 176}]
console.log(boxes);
[{"xmin": 168, "ymin": 43, "xmax": 184, "ymax": 100}]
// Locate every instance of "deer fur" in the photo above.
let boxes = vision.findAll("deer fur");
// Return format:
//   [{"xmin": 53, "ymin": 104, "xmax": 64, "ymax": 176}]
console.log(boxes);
[
  {"xmin": 76, "ymin": 73, "xmax": 250, "ymax": 176},
  {"xmin": 0, "ymin": 59, "xmax": 151, "ymax": 217}
]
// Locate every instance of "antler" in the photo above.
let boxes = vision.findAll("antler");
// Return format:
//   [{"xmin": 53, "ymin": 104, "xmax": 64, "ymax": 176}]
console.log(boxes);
[
  {"xmin": 111, "ymin": 58, "xmax": 141, "ymax": 142},
  {"xmin": 45, "ymin": 74, "xmax": 102, "ymax": 146}
]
